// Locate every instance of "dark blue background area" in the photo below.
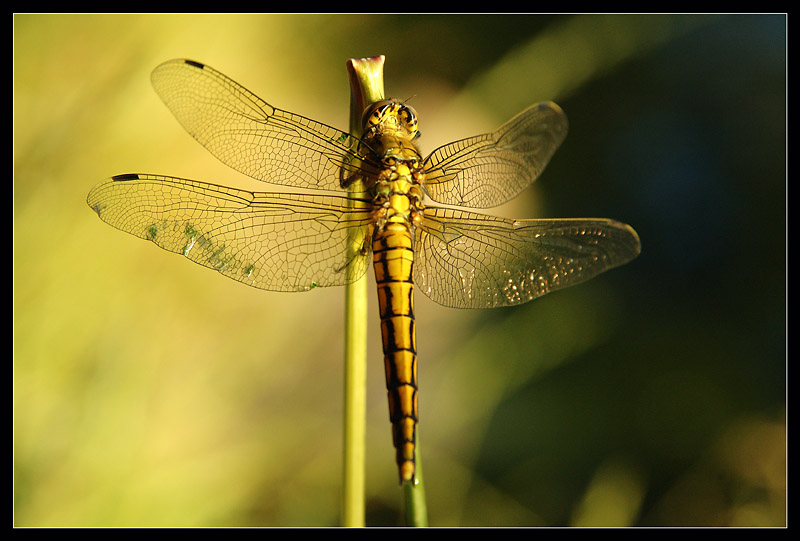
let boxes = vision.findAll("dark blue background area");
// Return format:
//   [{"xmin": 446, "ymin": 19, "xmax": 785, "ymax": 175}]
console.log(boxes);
[{"xmin": 457, "ymin": 15, "xmax": 785, "ymax": 526}]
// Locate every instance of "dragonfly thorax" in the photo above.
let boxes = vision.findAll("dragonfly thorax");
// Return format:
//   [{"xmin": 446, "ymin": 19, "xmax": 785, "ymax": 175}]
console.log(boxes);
[{"xmin": 372, "ymin": 159, "xmax": 425, "ymax": 230}]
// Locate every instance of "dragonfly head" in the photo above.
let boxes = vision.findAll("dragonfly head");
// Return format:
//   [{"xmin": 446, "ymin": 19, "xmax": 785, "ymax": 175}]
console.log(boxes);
[{"xmin": 362, "ymin": 99, "xmax": 419, "ymax": 140}]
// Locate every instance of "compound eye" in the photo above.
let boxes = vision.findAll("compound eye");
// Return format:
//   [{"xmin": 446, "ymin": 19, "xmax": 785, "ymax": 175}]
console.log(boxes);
[
  {"xmin": 399, "ymin": 104, "xmax": 419, "ymax": 136},
  {"xmin": 362, "ymin": 99, "xmax": 394, "ymax": 128}
]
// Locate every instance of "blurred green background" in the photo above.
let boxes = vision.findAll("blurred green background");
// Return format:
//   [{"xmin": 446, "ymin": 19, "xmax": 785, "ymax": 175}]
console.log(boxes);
[{"xmin": 14, "ymin": 14, "xmax": 785, "ymax": 527}]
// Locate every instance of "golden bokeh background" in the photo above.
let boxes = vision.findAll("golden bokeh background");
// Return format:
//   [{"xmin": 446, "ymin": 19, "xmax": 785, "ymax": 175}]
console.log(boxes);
[{"xmin": 14, "ymin": 14, "xmax": 785, "ymax": 526}]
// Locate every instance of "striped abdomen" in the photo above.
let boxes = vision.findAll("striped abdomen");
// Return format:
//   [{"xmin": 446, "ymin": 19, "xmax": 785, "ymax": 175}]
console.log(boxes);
[{"xmin": 372, "ymin": 221, "xmax": 418, "ymax": 484}]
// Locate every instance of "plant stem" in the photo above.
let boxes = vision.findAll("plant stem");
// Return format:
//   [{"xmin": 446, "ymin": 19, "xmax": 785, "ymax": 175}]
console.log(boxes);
[
  {"xmin": 403, "ymin": 437, "xmax": 429, "ymax": 527},
  {"xmin": 342, "ymin": 56, "xmax": 385, "ymax": 528},
  {"xmin": 342, "ymin": 265, "xmax": 367, "ymax": 528}
]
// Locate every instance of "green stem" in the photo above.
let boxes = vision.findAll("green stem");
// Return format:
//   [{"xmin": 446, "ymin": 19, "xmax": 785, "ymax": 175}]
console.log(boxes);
[
  {"xmin": 403, "ymin": 437, "xmax": 428, "ymax": 527},
  {"xmin": 342, "ymin": 266, "xmax": 367, "ymax": 528},
  {"xmin": 342, "ymin": 56, "xmax": 384, "ymax": 528}
]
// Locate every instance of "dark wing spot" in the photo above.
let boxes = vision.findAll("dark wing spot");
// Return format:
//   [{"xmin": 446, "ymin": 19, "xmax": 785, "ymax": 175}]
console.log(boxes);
[
  {"xmin": 184, "ymin": 60, "xmax": 205, "ymax": 69},
  {"xmin": 112, "ymin": 173, "xmax": 140, "ymax": 181}
]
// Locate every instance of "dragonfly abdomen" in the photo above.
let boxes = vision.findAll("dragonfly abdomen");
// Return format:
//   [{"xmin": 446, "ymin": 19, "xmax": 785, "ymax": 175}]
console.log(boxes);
[{"xmin": 373, "ymin": 222, "xmax": 418, "ymax": 484}]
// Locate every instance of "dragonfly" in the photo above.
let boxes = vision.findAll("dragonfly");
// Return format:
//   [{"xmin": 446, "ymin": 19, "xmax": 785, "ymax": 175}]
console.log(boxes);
[{"xmin": 87, "ymin": 58, "xmax": 641, "ymax": 485}]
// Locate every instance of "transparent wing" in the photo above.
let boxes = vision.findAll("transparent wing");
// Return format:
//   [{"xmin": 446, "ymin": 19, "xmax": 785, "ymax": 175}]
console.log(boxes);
[
  {"xmin": 422, "ymin": 102, "xmax": 568, "ymax": 208},
  {"xmin": 87, "ymin": 174, "xmax": 372, "ymax": 291},
  {"xmin": 150, "ymin": 59, "xmax": 370, "ymax": 191},
  {"xmin": 414, "ymin": 207, "xmax": 641, "ymax": 309}
]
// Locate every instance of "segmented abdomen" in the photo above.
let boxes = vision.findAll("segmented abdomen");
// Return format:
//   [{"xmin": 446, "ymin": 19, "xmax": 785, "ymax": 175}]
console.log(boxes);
[{"xmin": 372, "ymin": 222, "xmax": 418, "ymax": 484}]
